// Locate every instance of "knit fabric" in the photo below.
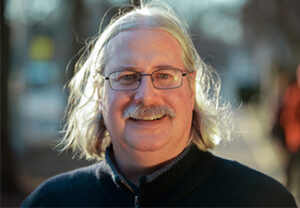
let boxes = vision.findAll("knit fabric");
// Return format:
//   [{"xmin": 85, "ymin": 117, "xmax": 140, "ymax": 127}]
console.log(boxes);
[{"xmin": 21, "ymin": 145, "xmax": 297, "ymax": 207}]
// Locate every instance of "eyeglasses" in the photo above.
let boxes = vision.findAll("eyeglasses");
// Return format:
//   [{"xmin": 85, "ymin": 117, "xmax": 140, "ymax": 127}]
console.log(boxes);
[{"xmin": 103, "ymin": 68, "xmax": 187, "ymax": 91}]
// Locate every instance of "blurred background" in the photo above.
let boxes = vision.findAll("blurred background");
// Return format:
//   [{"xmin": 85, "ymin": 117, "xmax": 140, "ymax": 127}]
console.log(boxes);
[{"xmin": 1, "ymin": 0, "xmax": 300, "ymax": 206}]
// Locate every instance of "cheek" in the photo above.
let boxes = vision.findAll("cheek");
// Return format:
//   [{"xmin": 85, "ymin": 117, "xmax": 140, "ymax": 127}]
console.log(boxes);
[
  {"xmin": 177, "ymin": 86, "xmax": 195, "ymax": 111},
  {"xmin": 101, "ymin": 87, "xmax": 116, "ymax": 121},
  {"xmin": 102, "ymin": 92, "xmax": 124, "ymax": 140},
  {"xmin": 102, "ymin": 85, "xmax": 118, "ymax": 112},
  {"xmin": 173, "ymin": 87, "xmax": 194, "ymax": 124},
  {"xmin": 102, "ymin": 89, "xmax": 131, "ymax": 127}
]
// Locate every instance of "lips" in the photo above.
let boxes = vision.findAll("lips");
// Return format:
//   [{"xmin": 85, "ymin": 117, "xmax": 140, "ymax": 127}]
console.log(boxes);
[
  {"xmin": 130, "ymin": 114, "xmax": 165, "ymax": 121},
  {"xmin": 128, "ymin": 115, "xmax": 168, "ymax": 128}
]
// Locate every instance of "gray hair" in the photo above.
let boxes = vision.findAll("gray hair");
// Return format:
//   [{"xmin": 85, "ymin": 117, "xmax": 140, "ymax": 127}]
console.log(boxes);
[{"xmin": 59, "ymin": 0, "xmax": 234, "ymax": 160}]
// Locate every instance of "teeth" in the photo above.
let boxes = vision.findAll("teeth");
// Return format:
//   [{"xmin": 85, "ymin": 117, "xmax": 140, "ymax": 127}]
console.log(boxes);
[{"xmin": 131, "ymin": 115, "xmax": 164, "ymax": 121}]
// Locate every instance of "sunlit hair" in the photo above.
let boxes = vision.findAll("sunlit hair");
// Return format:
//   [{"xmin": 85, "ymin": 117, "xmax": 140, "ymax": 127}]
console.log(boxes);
[{"xmin": 59, "ymin": 0, "xmax": 234, "ymax": 160}]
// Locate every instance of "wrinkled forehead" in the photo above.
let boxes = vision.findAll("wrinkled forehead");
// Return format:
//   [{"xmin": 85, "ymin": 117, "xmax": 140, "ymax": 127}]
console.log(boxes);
[
  {"xmin": 103, "ymin": 27, "xmax": 184, "ymax": 74},
  {"xmin": 105, "ymin": 29, "xmax": 184, "ymax": 73}
]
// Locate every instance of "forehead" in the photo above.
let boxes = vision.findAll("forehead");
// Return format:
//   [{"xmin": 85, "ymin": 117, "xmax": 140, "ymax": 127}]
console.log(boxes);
[{"xmin": 104, "ymin": 28, "xmax": 184, "ymax": 73}]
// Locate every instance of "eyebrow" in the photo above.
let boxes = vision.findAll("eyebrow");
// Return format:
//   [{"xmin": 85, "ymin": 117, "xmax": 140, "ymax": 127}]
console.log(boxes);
[
  {"xmin": 113, "ymin": 66, "xmax": 140, "ymax": 71},
  {"xmin": 104, "ymin": 66, "xmax": 139, "ymax": 76},
  {"xmin": 112, "ymin": 64, "xmax": 178, "ymax": 72},
  {"xmin": 153, "ymin": 64, "xmax": 176, "ymax": 70}
]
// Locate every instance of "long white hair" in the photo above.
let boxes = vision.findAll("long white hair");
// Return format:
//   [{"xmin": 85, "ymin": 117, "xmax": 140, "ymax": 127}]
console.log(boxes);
[{"xmin": 59, "ymin": 0, "xmax": 234, "ymax": 160}]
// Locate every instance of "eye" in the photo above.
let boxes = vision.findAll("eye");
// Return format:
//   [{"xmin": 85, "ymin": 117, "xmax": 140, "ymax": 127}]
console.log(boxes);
[
  {"xmin": 113, "ymin": 71, "xmax": 140, "ymax": 85},
  {"xmin": 119, "ymin": 74, "xmax": 138, "ymax": 80},
  {"xmin": 154, "ymin": 72, "xmax": 174, "ymax": 80},
  {"xmin": 157, "ymin": 73, "xmax": 170, "ymax": 79},
  {"xmin": 119, "ymin": 74, "xmax": 137, "ymax": 80}
]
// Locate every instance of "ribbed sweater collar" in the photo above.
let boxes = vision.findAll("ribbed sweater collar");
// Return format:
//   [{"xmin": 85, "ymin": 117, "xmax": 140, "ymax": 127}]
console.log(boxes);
[{"xmin": 96, "ymin": 144, "xmax": 215, "ymax": 206}]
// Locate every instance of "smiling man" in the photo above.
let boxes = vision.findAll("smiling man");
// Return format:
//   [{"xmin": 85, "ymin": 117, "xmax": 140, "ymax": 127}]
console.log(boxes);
[
  {"xmin": 101, "ymin": 28, "xmax": 195, "ymax": 186},
  {"xmin": 22, "ymin": 1, "xmax": 296, "ymax": 207}
]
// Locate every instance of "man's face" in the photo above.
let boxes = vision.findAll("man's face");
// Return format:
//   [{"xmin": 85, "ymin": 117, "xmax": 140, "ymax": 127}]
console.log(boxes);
[{"xmin": 101, "ymin": 28, "xmax": 195, "ymax": 161}]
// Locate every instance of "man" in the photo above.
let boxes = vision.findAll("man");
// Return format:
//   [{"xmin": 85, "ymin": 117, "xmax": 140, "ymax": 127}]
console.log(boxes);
[
  {"xmin": 22, "ymin": 1, "xmax": 296, "ymax": 207},
  {"xmin": 280, "ymin": 64, "xmax": 300, "ymax": 205}
]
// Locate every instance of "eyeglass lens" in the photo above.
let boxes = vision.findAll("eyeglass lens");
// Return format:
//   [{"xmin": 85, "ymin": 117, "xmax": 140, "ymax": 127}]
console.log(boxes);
[{"xmin": 109, "ymin": 69, "xmax": 184, "ymax": 91}]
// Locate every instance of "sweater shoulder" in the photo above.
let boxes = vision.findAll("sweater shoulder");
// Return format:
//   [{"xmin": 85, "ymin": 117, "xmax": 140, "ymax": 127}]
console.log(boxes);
[
  {"xmin": 21, "ymin": 161, "xmax": 106, "ymax": 207},
  {"xmin": 214, "ymin": 156, "xmax": 282, "ymax": 186},
  {"xmin": 37, "ymin": 162, "xmax": 100, "ymax": 190},
  {"xmin": 211, "ymin": 156, "xmax": 296, "ymax": 206}
]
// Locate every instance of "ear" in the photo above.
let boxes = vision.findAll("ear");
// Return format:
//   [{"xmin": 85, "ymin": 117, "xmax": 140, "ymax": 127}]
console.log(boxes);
[
  {"xmin": 98, "ymin": 92, "xmax": 104, "ymax": 114},
  {"xmin": 94, "ymin": 82, "xmax": 103, "ymax": 113},
  {"xmin": 189, "ymin": 71, "xmax": 196, "ymax": 92},
  {"xmin": 98, "ymin": 100, "xmax": 103, "ymax": 113},
  {"xmin": 188, "ymin": 71, "xmax": 196, "ymax": 109}
]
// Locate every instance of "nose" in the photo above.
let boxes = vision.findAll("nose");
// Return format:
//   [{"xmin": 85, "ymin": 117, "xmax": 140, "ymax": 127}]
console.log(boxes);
[{"xmin": 134, "ymin": 75, "xmax": 159, "ymax": 105}]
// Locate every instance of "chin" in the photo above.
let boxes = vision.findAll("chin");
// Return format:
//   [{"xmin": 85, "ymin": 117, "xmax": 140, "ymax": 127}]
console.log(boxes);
[{"xmin": 124, "ymin": 133, "xmax": 171, "ymax": 152}]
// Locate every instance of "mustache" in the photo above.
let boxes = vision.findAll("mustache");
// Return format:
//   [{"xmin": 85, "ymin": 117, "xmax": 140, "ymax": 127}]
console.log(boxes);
[{"xmin": 123, "ymin": 105, "xmax": 175, "ymax": 119}]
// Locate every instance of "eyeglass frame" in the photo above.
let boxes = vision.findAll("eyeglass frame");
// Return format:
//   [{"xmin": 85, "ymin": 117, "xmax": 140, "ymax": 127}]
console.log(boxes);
[{"xmin": 102, "ymin": 68, "xmax": 188, "ymax": 91}]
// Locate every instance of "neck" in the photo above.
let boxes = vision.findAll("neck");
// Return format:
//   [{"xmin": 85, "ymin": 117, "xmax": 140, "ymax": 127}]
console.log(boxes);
[
  {"xmin": 116, "ymin": 158, "xmax": 172, "ymax": 186},
  {"xmin": 112, "ymin": 145, "xmax": 188, "ymax": 187}
]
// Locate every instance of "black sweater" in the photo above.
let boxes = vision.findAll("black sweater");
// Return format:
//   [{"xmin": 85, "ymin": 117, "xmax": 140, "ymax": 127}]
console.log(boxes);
[{"xmin": 22, "ymin": 145, "xmax": 297, "ymax": 207}]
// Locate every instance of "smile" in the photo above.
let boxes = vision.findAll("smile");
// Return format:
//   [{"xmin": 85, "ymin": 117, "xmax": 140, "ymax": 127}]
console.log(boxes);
[{"xmin": 130, "ymin": 115, "xmax": 166, "ymax": 121}]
